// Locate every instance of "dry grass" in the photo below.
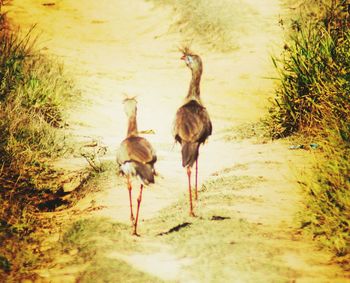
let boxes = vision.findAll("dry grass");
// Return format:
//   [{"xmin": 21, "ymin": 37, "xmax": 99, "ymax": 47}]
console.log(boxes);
[
  {"xmin": 222, "ymin": 121, "xmax": 270, "ymax": 142},
  {"xmin": 269, "ymin": 0, "xmax": 350, "ymax": 137},
  {"xmin": 37, "ymin": 172, "xmax": 298, "ymax": 282},
  {"xmin": 0, "ymin": 6, "xmax": 78, "ymax": 280},
  {"xmin": 142, "ymin": 175, "xmax": 300, "ymax": 282},
  {"xmin": 48, "ymin": 217, "xmax": 163, "ymax": 283},
  {"xmin": 148, "ymin": 0, "xmax": 256, "ymax": 52},
  {"xmin": 270, "ymin": 0, "xmax": 350, "ymax": 265}
]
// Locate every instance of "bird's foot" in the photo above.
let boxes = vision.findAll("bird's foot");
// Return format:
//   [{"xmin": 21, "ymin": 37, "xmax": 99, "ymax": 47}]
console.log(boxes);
[
  {"xmin": 189, "ymin": 211, "xmax": 196, "ymax": 217},
  {"xmin": 132, "ymin": 230, "xmax": 140, "ymax": 237}
]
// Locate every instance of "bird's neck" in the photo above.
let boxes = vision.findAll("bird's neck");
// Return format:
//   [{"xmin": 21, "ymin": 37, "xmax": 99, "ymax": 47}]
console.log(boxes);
[
  {"xmin": 186, "ymin": 68, "xmax": 202, "ymax": 103},
  {"xmin": 127, "ymin": 114, "xmax": 138, "ymax": 137}
]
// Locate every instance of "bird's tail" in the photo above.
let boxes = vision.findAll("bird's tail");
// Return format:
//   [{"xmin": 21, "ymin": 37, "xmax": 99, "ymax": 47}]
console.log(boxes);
[
  {"xmin": 134, "ymin": 162, "xmax": 155, "ymax": 185},
  {"xmin": 181, "ymin": 142, "xmax": 199, "ymax": 167}
]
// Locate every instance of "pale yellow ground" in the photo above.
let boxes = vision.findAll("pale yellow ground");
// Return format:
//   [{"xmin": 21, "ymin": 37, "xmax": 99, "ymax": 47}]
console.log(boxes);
[{"xmin": 5, "ymin": 0, "xmax": 350, "ymax": 282}]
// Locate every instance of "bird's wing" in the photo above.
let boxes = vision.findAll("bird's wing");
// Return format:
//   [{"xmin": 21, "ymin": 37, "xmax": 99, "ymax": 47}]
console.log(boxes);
[
  {"xmin": 117, "ymin": 136, "xmax": 156, "ymax": 165},
  {"xmin": 173, "ymin": 100, "xmax": 212, "ymax": 143},
  {"xmin": 199, "ymin": 107, "xmax": 212, "ymax": 142}
]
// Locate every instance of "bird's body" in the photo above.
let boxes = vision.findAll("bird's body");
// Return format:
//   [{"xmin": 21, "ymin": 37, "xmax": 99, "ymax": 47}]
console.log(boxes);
[
  {"xmin": 174, "ymin": 99, "xmax": 212, "ymax": 167},
  {"xmin": 117, "ymin": 136, "xmax": 156, "ymax": 185},
  {"xmin": 173, "ymin": 50, "xmax": 212, "ymax": 216},
  {"xmin": 116, "ymin": 97, "xmax": 156, "ymax": 235}
]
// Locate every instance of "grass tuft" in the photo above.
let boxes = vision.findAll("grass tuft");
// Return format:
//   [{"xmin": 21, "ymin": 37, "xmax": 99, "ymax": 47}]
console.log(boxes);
[
  {"xmin": 0, "ymin": 4, "xmax": 78, "ymax": 281},
  {"xmin": 0, "ymin": 255, "xmax": 10, "ymax": 273},
  {"xmin": 270, "ymin": 0, "xmax": 350, "ymax": 264}
]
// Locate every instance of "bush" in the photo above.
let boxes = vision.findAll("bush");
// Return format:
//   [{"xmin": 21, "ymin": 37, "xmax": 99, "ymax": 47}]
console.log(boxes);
[
  {"xmin": 0, "ymin": 6, "xmax": 77, "ymax": 280},
  {"xmin": 0, "ymin": 27, "xmax": 74, "ymax": 170},
  {"xmin": 270, "ymin": 1, "xmax": 350, "ymax": 138},
  {"xmin": 270, "ymin": 0, "xmax": 350, "ymax": 264}
]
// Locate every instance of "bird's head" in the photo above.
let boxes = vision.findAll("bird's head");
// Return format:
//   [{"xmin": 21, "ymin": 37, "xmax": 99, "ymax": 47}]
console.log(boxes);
[
  {"xmin": 123, "ymin": 96, "xmax": 137, "ymax": 117},
  {"xmin": 180, "ymin": 47, "xmax": 202, "ymax": 73}
]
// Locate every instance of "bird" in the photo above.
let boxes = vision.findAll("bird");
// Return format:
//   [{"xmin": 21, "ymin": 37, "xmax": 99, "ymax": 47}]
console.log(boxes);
[
  {"xmin": 173, "ymin": 48, "xmax": 212, "ymax": 216},
  {"xmin": 116, "ymin": 97, "xmax": 157, "ymax": 236}
]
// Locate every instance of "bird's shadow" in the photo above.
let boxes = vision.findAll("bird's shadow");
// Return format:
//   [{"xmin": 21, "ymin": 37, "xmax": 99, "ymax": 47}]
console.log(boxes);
[
  {"xmin": 157, "ymin": 222, "xmax": 192, "ymax": 236},
  {"xmin": 156, "ymin": 215, "xmax": 231, "ymax": 236}
]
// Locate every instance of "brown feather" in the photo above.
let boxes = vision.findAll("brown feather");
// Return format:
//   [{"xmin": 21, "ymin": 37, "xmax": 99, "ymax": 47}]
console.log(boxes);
[
  {"xmin": 173, "ymin": 100, "xmax": 212, "ymax": 167},
  {"xmin": 117, "ymin": 136, "xmax": 156, "ymax": 165},
  {"xmin": 174, "ymin": 52, "xmax": 212, "ymax": 168},
  {"xmin": 173, "ymin": 100, "xmax": 212, "ymax": 144}
]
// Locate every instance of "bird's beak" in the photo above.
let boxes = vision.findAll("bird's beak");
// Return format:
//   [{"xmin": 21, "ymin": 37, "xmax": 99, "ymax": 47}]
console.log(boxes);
[{"xmin": 180, "ymin": 55, "xmax": 186, "ymax": 60}]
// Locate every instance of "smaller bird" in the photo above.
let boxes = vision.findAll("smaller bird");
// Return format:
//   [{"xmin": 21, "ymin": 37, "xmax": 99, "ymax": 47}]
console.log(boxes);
[
  {"xmin": 173, "ymin": 48, "xmax": 212, "ymax": 216},
  {"xmin": 116, "ymin": 97, "xmax": 157, "ymax": 236}
]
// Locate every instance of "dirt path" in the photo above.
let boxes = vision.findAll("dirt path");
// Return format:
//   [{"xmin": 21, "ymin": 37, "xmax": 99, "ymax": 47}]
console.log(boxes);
[{"xmin": 5, "ymin": 0, "xmax": 350, "ymax": 282}]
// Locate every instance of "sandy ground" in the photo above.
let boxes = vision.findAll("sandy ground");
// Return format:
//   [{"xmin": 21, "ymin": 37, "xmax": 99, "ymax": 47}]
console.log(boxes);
[{"xmin": 5, "ymin": 0, "xmax": 350, "ymax": 282}]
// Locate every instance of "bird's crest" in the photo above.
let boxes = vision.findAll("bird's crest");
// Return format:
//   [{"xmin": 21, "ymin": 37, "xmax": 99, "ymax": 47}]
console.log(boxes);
[
  {"xmin": 178, "ymin": 44, "xmax": 195, "ymax": 57},
  {"xmin": 122, "ymin": 93, "xmax": 138, "ymax": 104}
]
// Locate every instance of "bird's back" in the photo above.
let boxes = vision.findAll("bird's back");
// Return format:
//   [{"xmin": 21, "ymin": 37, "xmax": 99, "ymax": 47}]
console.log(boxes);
[
  {"xmin": 173, "ymin": 100, "xmax": 212, "ymax": 167},
  {"xmin": 173, "ymin": 100, "xmax": 212, "ymax": 144},
  {"xmin": 117, "ymin": 136, "xmax": 157, "ymax": 184}
]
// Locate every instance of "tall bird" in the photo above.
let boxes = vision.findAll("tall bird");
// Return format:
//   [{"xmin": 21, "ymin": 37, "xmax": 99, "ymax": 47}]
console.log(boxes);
[
  {"xmin": 116, "ymin": 97, "xmax": 157, "ymax": 235},
  {"xmin": 173, "ymin": 49, "xmax": 212, "ymax": 216}
]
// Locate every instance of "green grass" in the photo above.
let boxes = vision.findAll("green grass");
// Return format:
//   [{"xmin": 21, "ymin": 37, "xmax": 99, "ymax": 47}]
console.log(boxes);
[
  {"xmin": 78, "ymin": 258, "xmax": 164, "ymax": 283},
  {"xmin": 269, "ymin": 0, "xmax": 350, "ymax": 137},
  {"xmin": 270, "ymin": 0, "xmax": 350, "ymax": 265},
  {"xmin": 0, "ymin": 31, "xmax": 75, "ymax": 169},
  {"xmin": 0, "ymin": 5, "xmax": 78, "ymax": 281},
  {"xmin": 144, "ymin": 174, "xmax": 298, "ymax": 282},
  {"xmin": 57, "ymin": 218, "xmax": 164, "ymax": 283},
  {"xmin": 302, "ymin": 128, "xmax": 350, "ymax": 262},
  {"xmin": 61, "ymin": 218, "xmax": 140, "ymax": 259}
]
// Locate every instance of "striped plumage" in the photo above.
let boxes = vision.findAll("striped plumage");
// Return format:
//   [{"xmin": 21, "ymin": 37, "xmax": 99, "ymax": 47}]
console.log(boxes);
[
  {"xmin": 116, "ymin": 97, "xmax": 156, "ymax": 235},
  {"xmin": 117, "ymin": 136, "xmax": 157, "ymax": 185},
  {"xmin": 173, "ymin": 50, "xmax": 212, "ymax": 216},
  {"xmin": 174, "ymin": 100, "xmax": 212, "ymax": 167}
]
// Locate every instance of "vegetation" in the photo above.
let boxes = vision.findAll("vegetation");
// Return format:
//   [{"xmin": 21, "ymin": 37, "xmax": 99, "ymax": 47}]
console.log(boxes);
[
  {"xmin": 270, "ymin": 0, "xmax": 350, "ymax": 265},
  {"xmin": 144, "ymin": 174, "xmax": 302, "ymax": 282},
  {"xmin": 148, "ymin": 0, "xmax": 255, "ymax": 52},
  {"xmin": 58, "ymin": 218, "xmax": 163, "ymax": 282},
  {"xmin": 0, "ymin": 5, "xmax": 77, "ymax": 280}
]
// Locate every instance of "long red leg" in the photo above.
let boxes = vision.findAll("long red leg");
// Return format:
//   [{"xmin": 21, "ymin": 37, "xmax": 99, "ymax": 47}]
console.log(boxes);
[
  {"xmin": 127, "ymin": 176, "xmax": 134, "ymax": 224},
  {"xmin": 187, "ymin": 167, "xmax": 195, "ymax": 217},
  {"xmin": 133, "ymin": 184, "xmax": 143, "ymax": 236},
  {"xmin": 195, "ymin": 158, "xmax": 199, "ymax": 201}
]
